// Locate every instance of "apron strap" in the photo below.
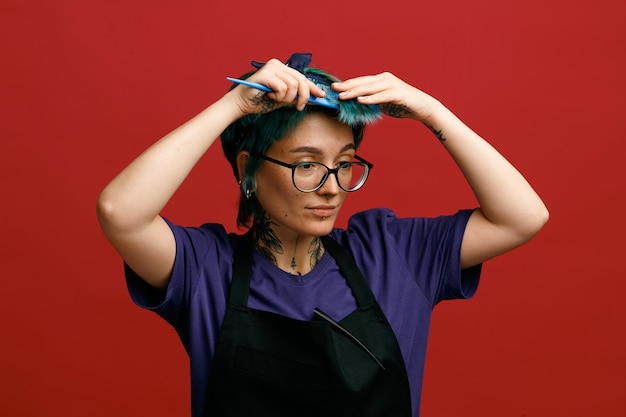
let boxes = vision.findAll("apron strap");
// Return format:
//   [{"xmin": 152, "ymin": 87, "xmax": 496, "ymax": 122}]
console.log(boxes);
[
  {"xmin": 228, "ymin": 229, "xmax": 254, "ymax": 308},
  {"xmin": 321, "ymin": 235, "xmax": 376, "ymax": 307}
]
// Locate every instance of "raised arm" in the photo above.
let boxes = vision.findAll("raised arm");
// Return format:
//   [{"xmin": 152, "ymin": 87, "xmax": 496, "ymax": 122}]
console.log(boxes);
[
  {"xmin": 96, "ymin": 59, "xmax": 326, "ymax": 289},
  {"xmin": 333, "ymin": 73, "xmax": 549, "ymax": 269}
]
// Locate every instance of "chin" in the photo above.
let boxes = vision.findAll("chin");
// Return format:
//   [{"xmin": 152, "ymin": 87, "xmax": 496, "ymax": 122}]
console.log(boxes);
[
  {"xmin": 284, "ymin": 215, "xmax": 337, "ymax": 237},
  {"xmin": 311, "ymin": 220, "xmax": 336, "ymax": 236}
]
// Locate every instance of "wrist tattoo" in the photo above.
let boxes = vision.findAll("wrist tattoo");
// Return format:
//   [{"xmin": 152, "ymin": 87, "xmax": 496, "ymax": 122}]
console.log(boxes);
[
  {"xmin": 250, "ymin": 92, "xmax": 278, "ymax": 114},
  {"xmin": 381, "ymin": 103, "xmax": 414, "ymax": 118},
  {"xmin": 425, "ymin": 124, "xmax": 446, "ymax": 142}
]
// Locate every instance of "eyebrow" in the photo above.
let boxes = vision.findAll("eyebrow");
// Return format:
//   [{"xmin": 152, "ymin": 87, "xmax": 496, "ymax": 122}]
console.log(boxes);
[{"xmin": 289, "ymin": 144, "xmax": 356, "ymax": 155}]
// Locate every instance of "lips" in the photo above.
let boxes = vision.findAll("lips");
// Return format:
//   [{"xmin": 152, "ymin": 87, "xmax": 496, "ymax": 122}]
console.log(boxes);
[{"xmin": 309, "ymin": 205, "xmax": 336, "ymax": 218}]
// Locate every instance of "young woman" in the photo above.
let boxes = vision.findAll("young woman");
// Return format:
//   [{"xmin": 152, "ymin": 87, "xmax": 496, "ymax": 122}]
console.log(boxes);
[{"xmin": 97, "ymin": 53, "xmax": 548, "ymax": 417}]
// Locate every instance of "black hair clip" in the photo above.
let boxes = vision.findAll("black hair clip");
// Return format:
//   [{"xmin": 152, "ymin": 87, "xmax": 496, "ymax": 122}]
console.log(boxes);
[{"xmin": 314, "ymin": 307, "xmax": 385, "ymax": 370}]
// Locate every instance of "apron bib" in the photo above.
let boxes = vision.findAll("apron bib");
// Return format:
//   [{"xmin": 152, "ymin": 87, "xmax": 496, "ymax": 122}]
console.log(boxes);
[{"xmin": 204, "ymin": 232, "xmax": 412, "ymax": 417}]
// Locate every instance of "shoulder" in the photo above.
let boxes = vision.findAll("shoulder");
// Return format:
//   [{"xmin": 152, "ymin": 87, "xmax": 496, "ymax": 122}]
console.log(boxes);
[
  {"xmin": 166, "ymin": 219, "xmax": 235, "ymax": 254},
  {"xmin": 336, "ymin": 208, "xmax": 398, "ymax": 235},
  {"xmin": 328, "ymin": 208, "xmax": 403, "ymax": 256},
  {"xmin": 329, "ymin": 208, "xmax": 476, "ymax": 260},
  {"xmin": 164, "ymin": 220, "xmax": 245, "ymax": 281},
  {"xmin": 331, "ymin": 208, "xmax": 474, "ymax": 238}
]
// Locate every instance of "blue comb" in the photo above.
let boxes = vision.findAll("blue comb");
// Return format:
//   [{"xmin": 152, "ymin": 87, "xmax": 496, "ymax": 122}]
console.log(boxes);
[{"xmin": 226, "ymin": 77, "xmax": 340, "ymax": 110}]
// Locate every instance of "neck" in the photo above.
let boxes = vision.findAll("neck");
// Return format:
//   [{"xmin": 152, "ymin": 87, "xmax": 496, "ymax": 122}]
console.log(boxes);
[{"xmin": 253, "ymin": 224, "xmax": 324, "ymax": 276}]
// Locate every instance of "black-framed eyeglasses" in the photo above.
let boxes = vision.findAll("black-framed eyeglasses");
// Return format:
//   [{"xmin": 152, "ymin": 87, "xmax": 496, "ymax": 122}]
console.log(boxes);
[{"xmin": 252, "ymin": 151, "xmax": 374, "ymax": 192}]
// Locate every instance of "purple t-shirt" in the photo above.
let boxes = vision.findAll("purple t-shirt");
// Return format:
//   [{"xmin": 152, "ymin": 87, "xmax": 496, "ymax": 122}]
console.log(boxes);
[{"xmin": 126, "ymin": 208, "xmax": 481, "ymax": 417}]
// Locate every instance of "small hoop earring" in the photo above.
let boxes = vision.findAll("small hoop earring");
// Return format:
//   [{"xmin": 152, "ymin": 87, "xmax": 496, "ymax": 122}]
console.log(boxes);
[{"xmin": 240, "ymin": 180, "xmax": 255, "ymax": 200}]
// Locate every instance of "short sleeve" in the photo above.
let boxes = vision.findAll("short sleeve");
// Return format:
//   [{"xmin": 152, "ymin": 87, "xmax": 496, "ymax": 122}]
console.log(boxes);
[
  {"xmin": 125, "ymin": 219, "xmax": 233, "ymax": 335},
  {"xmin": 338, "ymin": 208, "xmax": 481, "ymax": 308},
  {"xmin": 388, "ymin": 209, "xmax": 481, "ymax": 304}
]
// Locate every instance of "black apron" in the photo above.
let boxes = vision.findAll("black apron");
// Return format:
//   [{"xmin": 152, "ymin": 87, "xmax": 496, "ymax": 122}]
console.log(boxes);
[{"xmin": 204, "ymin": 232, "xmax": 412, "ymax": 417}]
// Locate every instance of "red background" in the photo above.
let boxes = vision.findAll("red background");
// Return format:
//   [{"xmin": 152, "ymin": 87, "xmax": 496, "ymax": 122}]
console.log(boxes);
[{"xmin": 2, "ymin": 0, "xmax": 625, "ymax": 416}]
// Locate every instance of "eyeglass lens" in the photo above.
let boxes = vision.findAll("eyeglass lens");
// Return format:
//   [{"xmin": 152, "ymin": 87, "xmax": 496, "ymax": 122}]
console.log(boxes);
[{"xmin": 293, "ymin": 162, "xmax": 368, "ymax": 192}]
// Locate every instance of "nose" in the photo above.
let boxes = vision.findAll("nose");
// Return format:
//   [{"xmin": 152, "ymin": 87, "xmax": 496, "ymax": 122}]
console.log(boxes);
[{"xmin": 317, "ymin": 171, "xmax": 341, "ymax": 196}]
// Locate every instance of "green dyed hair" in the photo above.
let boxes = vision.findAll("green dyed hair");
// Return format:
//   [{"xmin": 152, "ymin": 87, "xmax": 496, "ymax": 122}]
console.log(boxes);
[{"xmin": 221, "ymin": 65, "xmax": 380, "ymax": 228}]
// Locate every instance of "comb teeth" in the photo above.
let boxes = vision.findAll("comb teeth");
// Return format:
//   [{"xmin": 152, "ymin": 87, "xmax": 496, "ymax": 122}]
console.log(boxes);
[
  {"xmin": 308, "ymin": 77, "xmax": 340, "ymax": 104},
  {"xmin": 227, "ymin": 72, "xmax": 380, "ymax": 123},
  {"xmin": 314, "ymin": 82, "xmax": 340, "ymax": 102},
  {"xmin": 307, "ymin": 78, "xmax": 381, "ymax": 126}
]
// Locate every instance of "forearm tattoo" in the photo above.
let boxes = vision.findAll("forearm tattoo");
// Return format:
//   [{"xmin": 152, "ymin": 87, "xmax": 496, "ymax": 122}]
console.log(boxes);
[
  {"xmin": 250, "ymin": 92, "xmax": 278, "ymax": 114},
  {"xmin": 425, "ymin": 124, "xmax": 446, "ymax": 142},
  {"xmin": 381, "ymin": 103, "xmax": 414, "ymax": 118}
]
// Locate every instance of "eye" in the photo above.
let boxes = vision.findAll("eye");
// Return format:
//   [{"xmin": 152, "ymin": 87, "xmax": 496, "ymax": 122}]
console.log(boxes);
[
  {"xmin": 294, "ymin": 162, "xmax": 321, "ymax": 177},
  {"xmin": 337, "ymin": 161, "xmax": 352, "ymax": 170}
]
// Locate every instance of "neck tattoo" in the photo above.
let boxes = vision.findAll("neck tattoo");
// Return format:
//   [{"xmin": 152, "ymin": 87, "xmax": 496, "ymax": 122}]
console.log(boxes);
[
  {"xmin": 290, "ymin": 237, "xmax": 299, "ymax": 274},
  {"xmin": 252, "ymin": 218, "xmax": 325, "ymax": 276}
]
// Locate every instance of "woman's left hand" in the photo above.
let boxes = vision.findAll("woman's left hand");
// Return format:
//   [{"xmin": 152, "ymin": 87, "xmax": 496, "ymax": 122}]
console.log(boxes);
[
  {"xmin": 332, "ymin": 72, "xmax": 438, "ymax": 123},
  {"xmin": 335, "ymin": 71, "xmax": 549, "ymax": 270}
]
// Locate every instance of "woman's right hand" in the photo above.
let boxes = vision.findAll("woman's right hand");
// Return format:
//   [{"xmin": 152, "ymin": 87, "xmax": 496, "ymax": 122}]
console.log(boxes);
[
  {"xmin": 226, "ymin": 58, "xmax": 327, "ymax": 115},
  {"xmin": 97, "ymin": 58, "xmax": 327, "ymax": 290}
]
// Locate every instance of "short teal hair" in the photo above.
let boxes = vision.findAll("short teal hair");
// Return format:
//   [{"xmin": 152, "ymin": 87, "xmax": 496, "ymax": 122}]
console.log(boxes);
[{"xmin": 221, "ymin": 64, "xmax": 380, "ymax": 228}]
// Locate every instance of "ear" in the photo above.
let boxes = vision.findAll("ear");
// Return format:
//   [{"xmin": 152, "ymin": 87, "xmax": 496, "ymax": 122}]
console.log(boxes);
[{"xmin": 236, "ymin": 151, "xmax": 250, "ymax": 181}]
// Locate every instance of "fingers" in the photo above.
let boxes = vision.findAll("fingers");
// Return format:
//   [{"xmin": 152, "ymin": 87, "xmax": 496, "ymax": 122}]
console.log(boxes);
[
  {"xmin": 331, "ymin": 72, "xmax": 430, "ymax": 120},
  {"xmin": 245, "ymin": 59, "xmax": 326, "ymax": 112},
  {"xmin": 332, "ymin": 72, "xmax": 399, "ymax": 103}
]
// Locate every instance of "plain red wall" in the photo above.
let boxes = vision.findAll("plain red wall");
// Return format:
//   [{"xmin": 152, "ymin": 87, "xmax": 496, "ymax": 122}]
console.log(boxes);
[{"xmin": 2, "ymin": 0, "xmax": 625, "ymax": 416}]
